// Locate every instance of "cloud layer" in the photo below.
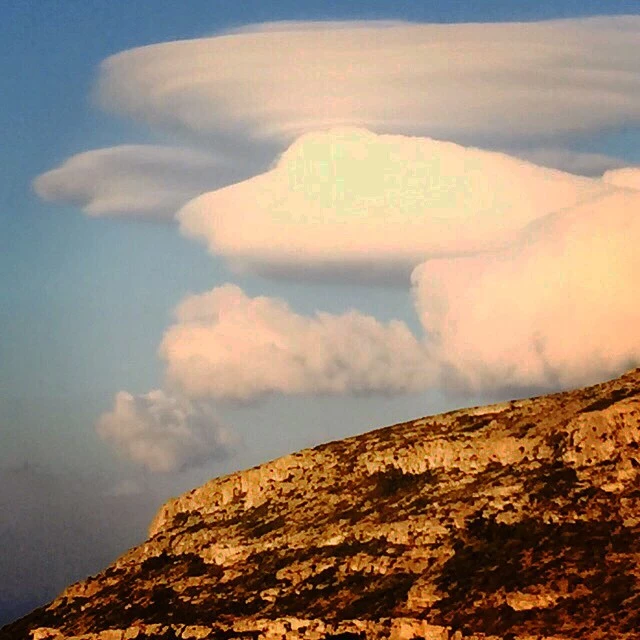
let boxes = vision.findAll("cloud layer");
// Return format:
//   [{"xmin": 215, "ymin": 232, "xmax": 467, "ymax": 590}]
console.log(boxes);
[
  {"xmin": 33, "ymin": 145, "xmax": 234, "ymax": 220},
  {"xmin": 160, "ymin": 284, "xmax": 433, "ymax": 402},
  {"xmin": 96, "ymin": 18, "xmax": 640, "ymax": 142},
  {"xmin": 178, "ymin": 128, "xmax": 607, "ymax": 281},
  {"xmin": 34, "ymin": 18, "xmax": 640, "ymax": 226},
  {"xmin": 96, "ymin": 390, "xmax": 232, "ymax": 472}
]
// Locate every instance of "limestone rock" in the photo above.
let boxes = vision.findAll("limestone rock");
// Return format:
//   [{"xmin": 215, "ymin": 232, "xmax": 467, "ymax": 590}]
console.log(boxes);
[{"xmin": 3, "ymin": 369, "xmax": 640, "ymax": 639}]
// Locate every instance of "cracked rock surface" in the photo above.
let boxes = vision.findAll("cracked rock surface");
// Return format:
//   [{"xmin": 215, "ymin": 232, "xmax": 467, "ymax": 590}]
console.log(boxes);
[{"xmin": 3, "ymin": 369, "xmax": 640, "ymax": 639}]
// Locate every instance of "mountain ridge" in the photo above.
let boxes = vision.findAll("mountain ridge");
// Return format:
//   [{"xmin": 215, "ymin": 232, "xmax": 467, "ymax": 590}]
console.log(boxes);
[{"xmin": 3, "ymin": 368, "xmax": 640, "ymax": 640}]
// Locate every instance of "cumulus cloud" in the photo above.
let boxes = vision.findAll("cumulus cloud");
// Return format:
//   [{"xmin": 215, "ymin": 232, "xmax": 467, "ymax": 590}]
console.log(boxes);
[
  {"xmin": 108, "ymin": 161, "xmax": 640, "ymax": 408},
  {"xmin": 55, "ymin": 132, "xmax": 639, "ymax": 407},
  {"xmin": 602, "ymin": 167, "xmax": 640, "ymax": 190},
  {"xmin": 96, "ymin": 17, "xmax": 640, "ymax": 143},
  {"xmin": 159, "ymin": 284, "xmax": 433, "ymax": 402},
  {"xmin": 178, "ymin": 128, "xmax": 607, "ymax": 281},
  {"xmin": 412, "ymin": 187, "xmax": 640, "ymax": 395},
  {"xmin": 33, "ymin": 145, "xmax": 234, "ymax": 220},
  {"xmin": 96, "ymin": 390, "xmax": 233, "ymax": 472}
]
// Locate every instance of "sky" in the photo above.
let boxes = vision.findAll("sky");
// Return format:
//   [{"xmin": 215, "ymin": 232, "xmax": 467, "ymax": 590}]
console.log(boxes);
[{"xmin": 2, "ymin": 0, "xmax": 640, "ymax": 625}]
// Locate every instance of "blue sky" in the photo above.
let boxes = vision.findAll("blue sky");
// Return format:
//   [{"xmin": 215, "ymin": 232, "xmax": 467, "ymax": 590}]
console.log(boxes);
[{"xmin": 2, "ymin": 0, "xmax": 640, "ymax": 625}]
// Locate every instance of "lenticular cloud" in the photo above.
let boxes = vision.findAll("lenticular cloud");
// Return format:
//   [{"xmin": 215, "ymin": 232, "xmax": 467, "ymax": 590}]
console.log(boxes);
[
  {"xmin": 33, "ymin": 145, "xmax": 231, "ymax": 221},
  {"xmin": 34, "ymin": 17, "xmax": 640, "ymax": 227},
  {"xmin": 96, "ymin": 17, "xmax": 640, "ymax": 142}
]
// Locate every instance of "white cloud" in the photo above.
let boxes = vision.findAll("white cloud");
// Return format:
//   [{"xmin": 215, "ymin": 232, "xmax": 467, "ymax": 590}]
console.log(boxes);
[
  {"xmin": 96, "ymin": 17, "xmax": 640, "ymax": 143},
  {"xmin": 159, "ymin": 284, "xmax": 433, "ymax": 402},
  {"xmin": 38, "ymin": 16, "xmax": 640, "ymax": 408},
  {"xmin": 602, "ymin": 167, "xmax": 640, "ymax": 190},
  {"xmin": 412, "ymin": 187, "xmax": 640, "ymax": 394},
  {"xmin": 178, "ymin": 128, "xmax": 607, "ymax": 281},
  {"xmin": 33, "ymin": 18, "xmax": 640, "ymax": 227},
  {"xmin": 96, "ymin": 390, "xmax": 233, "ymax": 472},
  {"xmin": 112, "ymin": 160, "xmax": 640, "ymax": 406},
  {"xmin": 48, "ymin": 133, "xmax": 638, "ymax": 405},
  {"xmin": 33, "ymin": 145, "xmax": 231, "ymax": 220}
]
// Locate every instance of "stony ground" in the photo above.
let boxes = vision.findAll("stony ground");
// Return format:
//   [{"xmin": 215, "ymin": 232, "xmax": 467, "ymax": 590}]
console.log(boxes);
[{"xmin": 3, "ymin": 369, "xmax": 640, "ymax": 640}]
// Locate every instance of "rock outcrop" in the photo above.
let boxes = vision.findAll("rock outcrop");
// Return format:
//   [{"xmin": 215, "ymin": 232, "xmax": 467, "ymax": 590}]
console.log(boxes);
[{"xmin": 3, "ymin": 369, "xmax": 640, "ymax": 639}]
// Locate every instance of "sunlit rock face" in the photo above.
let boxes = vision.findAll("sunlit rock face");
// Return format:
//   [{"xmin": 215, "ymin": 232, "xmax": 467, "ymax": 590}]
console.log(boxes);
[{"xmin": 3, "ymin": 369, "xmax": 640, "ymax": 640}]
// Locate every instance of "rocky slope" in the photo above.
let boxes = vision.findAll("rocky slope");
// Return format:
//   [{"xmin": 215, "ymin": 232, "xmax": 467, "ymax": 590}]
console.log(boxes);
[{"xmin": 3, "ymin": 369, "xmax": 640, "ymax": 640}]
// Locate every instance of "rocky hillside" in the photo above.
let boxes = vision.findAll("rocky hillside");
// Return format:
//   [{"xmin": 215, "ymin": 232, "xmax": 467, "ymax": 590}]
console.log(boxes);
[{"xmin": 3, "ymin": 369, "xmax": 640, "ymax": 640}]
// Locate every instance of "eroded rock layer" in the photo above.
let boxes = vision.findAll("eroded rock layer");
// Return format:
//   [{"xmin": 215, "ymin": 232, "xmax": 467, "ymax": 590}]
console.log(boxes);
[{"xmin": 3, "ymin": 369, "xmax": 640, "ymax": 640}]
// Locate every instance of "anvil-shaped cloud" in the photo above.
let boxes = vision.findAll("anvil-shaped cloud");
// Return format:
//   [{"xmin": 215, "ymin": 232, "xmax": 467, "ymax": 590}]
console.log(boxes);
[
  {"xmin": 94, "ymin": 133, "xmax": 639, "ymax": 471},
  {"xmin": 153, "ymin": 150, "xmax": 640, "ymax": 409},
  {"xmin": 153, "ymin": 183, "xmax": 640, "ymax": 410}
]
